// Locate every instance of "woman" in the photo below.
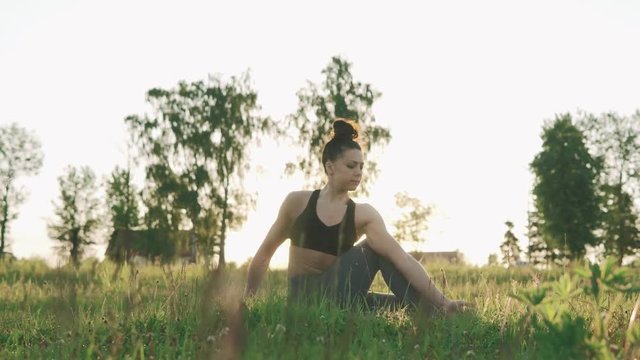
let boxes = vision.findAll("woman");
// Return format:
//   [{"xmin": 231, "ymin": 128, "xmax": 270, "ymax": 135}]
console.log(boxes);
[{"xmin": 244, "ymin": 119, "xmax": 466, "ymax": 314}]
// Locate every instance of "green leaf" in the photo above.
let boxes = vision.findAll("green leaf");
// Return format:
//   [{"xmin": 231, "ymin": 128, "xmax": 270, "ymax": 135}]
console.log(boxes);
[{"xmin": 509, "ymin": 287, "xmax": 548, "ymax": 307}]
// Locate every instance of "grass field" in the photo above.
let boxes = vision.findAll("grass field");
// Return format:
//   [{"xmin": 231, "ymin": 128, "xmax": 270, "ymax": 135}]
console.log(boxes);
[{"xmin": 1, "ymin": 258, "xmax": 639, "ymax": 359}]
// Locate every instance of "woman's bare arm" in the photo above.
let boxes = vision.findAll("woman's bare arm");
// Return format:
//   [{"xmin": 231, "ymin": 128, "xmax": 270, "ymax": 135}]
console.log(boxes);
[
  {"xmin": 243, "ymin": 192, "xmax": 297, "ymax": 298},
  {"xmin": 360, "ymin": 204, "xmax": 451, "ymax": 309}
]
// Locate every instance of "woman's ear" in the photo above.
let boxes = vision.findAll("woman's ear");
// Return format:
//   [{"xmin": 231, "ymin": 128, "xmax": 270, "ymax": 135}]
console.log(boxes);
[{"xmin": 325, "ymin": 161, "xmax": 334, "ymax": 176}]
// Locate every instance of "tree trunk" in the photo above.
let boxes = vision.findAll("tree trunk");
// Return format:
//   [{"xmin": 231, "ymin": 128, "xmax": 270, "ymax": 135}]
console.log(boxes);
[
  {"xmin": 218, "ymin": 183, "xmax": 229, "ymax": 270},
  {"xmin": 70, "ymin": 228, "xmax": 80, "ymax": 268},
  {"xmin": 618, "ymin": 251, "xmax": 624, "ymax": 267},
  {"xmin": 189, "ymin": 228, "xmax": 197, "ymax": 264},
  {"xmin": 616, "ymin": 171, "xmax": 625, "ymax": 265},
  {"xmin": 218, "ymin": 186, "xmax": 229, "ymax": 269},
  {"xmin": 0, "ymin": 182, "xmax": 10, "ymax": 258}
]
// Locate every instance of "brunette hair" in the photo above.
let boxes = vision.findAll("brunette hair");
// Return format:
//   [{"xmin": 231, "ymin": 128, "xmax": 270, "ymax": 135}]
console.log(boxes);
[{"xmin": 321, "ymin": 119, "xmax": 362, "ymax": 173}]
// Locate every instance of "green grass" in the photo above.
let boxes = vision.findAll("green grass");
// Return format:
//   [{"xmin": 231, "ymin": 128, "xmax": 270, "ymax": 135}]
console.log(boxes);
[{"xmin": 1, "ymin": 259, "xmax": 639, "ymax": 359}]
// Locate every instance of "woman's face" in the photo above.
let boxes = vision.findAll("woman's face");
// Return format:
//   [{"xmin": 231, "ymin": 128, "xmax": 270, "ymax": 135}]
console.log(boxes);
[{"xmin": 326, "ymin": 148, "xmax": 364, "ymax": 191}]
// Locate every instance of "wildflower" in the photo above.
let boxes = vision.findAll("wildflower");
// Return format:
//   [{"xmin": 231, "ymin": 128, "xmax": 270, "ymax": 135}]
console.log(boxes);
[
  {"xmin": 532, "ymin": 273, "xmax": 541, "ymax": 287},
  {"xmin": 414, "ymin": 344, "xmax": 420, "ymax": 350},
  {"xmin": 220, "ymin": 327, "xmax": 230, "ymax": 336},
  {"xmin": 207, "ymin": 335, "xmax": 216, "ymax": 343},
  {"xmin": 275, "ymin": 324, "xmax": 286, "ymax": 333},
  {"xmin": 315, "ymin": 336, "xmax": 325, "ymax": 344}
]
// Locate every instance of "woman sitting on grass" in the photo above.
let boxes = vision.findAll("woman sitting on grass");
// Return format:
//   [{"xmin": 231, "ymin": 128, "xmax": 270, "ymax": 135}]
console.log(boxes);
[{"xmin": 244, "ymin": 119, "xmax": 466, "ymax": 314}]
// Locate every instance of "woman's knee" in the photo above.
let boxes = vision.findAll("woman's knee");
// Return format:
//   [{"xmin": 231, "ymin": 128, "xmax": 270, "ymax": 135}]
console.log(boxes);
[
  {"xmin": 355, "ymin": 239, "xmax": 383, "ymax": 263},
  {"xmin": 359, "ymin": 239, "xmax": 392, "ymax": 263},
  {"xmin": 358, "ymin": 238, "xmax": 376, "ymax": 253}
]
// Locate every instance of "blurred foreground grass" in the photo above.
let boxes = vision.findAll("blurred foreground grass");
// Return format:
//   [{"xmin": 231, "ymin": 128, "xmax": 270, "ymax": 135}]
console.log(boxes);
[{"xmin": 1, "ymin": 258, "xmax": 639, "ymax": 359}]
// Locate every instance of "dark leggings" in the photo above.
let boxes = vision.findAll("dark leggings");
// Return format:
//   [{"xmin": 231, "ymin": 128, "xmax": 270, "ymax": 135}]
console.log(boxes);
[{"xmin": 288, "ymin": 241, "xmax": 426, "ymax": 311}]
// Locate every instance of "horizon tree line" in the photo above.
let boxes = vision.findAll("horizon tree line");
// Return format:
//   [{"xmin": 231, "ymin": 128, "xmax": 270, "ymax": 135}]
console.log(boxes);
[
  {"xmin": 492, "ymin": 111, "xmax": 640, "ymax": 266},
  {"xmin": 1, "ymin": 58, "xmax": 639, "ymax": 267}
]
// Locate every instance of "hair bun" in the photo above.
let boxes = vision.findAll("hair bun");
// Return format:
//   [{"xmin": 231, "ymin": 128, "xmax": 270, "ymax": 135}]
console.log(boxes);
[{"xmin": 333, "ymin": 119, "xmax": 358, "ymax": 141}]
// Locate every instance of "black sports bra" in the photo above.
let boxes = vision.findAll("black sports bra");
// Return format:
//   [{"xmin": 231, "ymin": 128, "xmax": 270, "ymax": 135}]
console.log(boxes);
[{"xmin": 289, "ymin": 190, "xmax": 357, "ymax": 256}]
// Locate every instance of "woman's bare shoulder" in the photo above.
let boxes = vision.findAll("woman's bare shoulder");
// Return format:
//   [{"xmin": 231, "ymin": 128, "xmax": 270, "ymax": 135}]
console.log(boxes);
[
  {"xmin": 282, "ymin": 190, "xmax": 314, "ymax": 217},
  {"xmin": 353, "ymin": 202, "xmax": 387, "ymax": 238},
  {"xmin": 353, "ymin": 202, "xmax": 381, "ymax": 222},
  {"xmin": 284, "ymin": 190, "xmax": 313, "ymax": 203}
]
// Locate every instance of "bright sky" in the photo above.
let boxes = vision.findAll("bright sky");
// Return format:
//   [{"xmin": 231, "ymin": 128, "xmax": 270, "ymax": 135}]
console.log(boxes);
[{"xmin": 1, "ymin": 0, "xmax": 639, "ymax": 268}]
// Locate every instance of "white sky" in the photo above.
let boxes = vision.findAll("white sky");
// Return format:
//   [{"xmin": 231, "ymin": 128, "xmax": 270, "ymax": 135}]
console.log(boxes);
[{"xmin": 1, "ymin": 0, "xmax": 639, "ymax": 267}]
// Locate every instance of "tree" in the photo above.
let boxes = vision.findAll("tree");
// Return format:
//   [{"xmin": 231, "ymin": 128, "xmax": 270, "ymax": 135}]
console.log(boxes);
[
  {"xmin": 599, "ymin": 184, "xmax": 640, "ymax": 264},
  {"xmin": 526, "ymin": 209, "xmax": 549, "ymax": 266},
  {"xmin": 392, "ymin": 192, "xmax": 433, "ymax": 246},
  {"xmin": 577, "ymin": 111, "xmax": 640, "ymax": 194},
  {"xmin": 125, "ymin": 72, "xmax": 273, "ymax": 268},
  {"xmin": 487, "ymin": 253, "xmax": 498, "ymax": 266},
  {"xmin": 0, "ymin": 123, "xmax": 44, "ymax": 259},
  {"xmin": 500, "ymin": 221, "xmax": 522, "ymax": 267},
  {"xmin": 577, "ymin": 111, "xmax": 640, "ymax": 264},
  {"xmin": 287, "ymin": 56, "xmax": 391, "ymax": 196},
  {"xmin": 139, "ymin": 164, "xmax": 187, "ymax": 233},
  {"xmin": 530, "ymin": 114, "xmax": 602, "ymax": 260},
  {"xmin": 104, "ymin": 166, "xmax": 141, "ymax": 264},
  {"xmin": 48, "ymin": 166, "xmax": 101, "ymax": 267},
  {"xmin": 105, "ymin": 166, "xmax": 140, "ymax": 231}
]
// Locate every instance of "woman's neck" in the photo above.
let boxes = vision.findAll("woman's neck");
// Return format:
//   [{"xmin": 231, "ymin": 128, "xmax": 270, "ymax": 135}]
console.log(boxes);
[{"xmin": 320, "ymin": 183, "xmax": 350, "ymax": 204}]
